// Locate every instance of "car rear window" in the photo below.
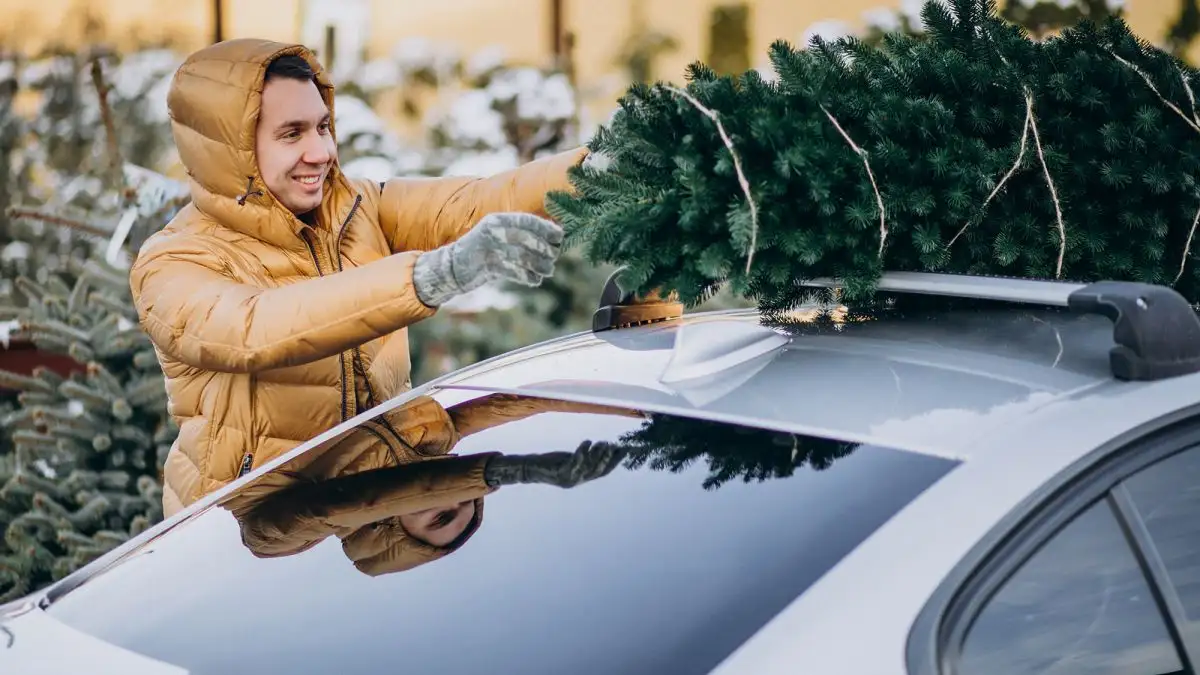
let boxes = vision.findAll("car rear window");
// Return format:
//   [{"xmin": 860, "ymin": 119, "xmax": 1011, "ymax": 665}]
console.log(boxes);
[{"xmin": 44, "ymin": 390, "xmax": 959, "ymax": 675}]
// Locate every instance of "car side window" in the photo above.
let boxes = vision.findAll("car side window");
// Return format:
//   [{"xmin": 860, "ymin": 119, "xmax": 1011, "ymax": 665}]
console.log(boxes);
[
  {"xmin": 1122, "ymin": 445, "xmax": 1200, "ymax": 647},
  {"xmin": 955, "ymin": 496, "xmax": 1186, "ymax": 675}
]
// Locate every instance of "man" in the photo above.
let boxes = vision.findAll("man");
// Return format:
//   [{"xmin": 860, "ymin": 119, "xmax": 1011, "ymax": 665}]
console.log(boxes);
[{"xmin": 130, "ymin": 39, "xmax": 592, "ymax": 518}]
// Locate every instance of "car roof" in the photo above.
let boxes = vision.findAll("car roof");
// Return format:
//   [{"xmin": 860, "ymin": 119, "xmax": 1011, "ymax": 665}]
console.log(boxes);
[{"xmin": 428, "ymin": 300, "xmax": 1132, "ymax": 461}]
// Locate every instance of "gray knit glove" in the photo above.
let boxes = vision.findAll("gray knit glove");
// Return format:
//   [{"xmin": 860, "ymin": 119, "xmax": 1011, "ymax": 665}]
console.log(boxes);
[
  {"xmin": 483, "ymin": 441, "xmax": 628, "ymax": 489},
  {"xmin": 412, "ymin": 212, "xmax": 564, "ymax": 307}
]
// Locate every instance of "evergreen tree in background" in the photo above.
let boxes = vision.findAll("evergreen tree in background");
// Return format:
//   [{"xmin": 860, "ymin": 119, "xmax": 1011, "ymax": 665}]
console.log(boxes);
[
  {"xmin": 1000, "ymin": 0, "xmax": 1123, "ymax": 41},
  {"xmin": 0, "ymin": 49, "xmax": 184, "ymax": 601},
  {"xmin": 0, "ymin": 254, "xmax": 171, "ymax": 601},
  {"xmin": 548, "ymin": 0, "xmax": 1200, "ymax": 314}
]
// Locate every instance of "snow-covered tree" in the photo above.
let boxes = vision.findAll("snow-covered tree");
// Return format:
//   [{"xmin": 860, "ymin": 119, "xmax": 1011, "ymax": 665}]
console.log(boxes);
[
  {"xmin": 0, "ymin": 45, "xmax": 189, "ymax": 601},
  {"xmin": 797, "ymin": 0, "xmax": 1127, "ymax": 50}
]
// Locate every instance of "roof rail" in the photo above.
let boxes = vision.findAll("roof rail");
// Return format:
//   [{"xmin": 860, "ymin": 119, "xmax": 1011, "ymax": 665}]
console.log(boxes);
[
  {"xmin": 803, "ymin": 271, "xmax": 1089, "ymax": 306},
  {"xmin": 592, "ymin": 267, "xmax": 684, "ymax": 332},
  {"xmin": 803, "ymin": 271, "xmax": 1200, "ymax": 382}
]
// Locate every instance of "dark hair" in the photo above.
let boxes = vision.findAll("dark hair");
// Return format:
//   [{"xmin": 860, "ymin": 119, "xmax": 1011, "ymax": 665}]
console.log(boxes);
[{"xmin": 264, "ymin": 54, "xmax": 316, "ymax": 83}]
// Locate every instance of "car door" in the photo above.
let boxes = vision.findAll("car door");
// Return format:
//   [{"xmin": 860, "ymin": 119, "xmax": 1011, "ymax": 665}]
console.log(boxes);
[{"xmin": 916, "ymin": 421, "xmax": 1200, "ymax": 675}]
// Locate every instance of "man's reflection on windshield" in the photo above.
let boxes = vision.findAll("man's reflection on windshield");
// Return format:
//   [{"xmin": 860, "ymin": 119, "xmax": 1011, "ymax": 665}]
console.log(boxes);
[
  {"xmin": 220, "ymin": 392, "xmax": 863, "ymax": 576},
  {"xmin": 219, "ymin": 394, "xmax": 644, "ymax": 575}
]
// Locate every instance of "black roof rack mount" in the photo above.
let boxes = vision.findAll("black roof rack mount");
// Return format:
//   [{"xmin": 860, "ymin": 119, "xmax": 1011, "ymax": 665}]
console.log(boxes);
[
  {"xmin": 802, "ymin": 271, "xmax": 1200, "ymax": 382},
  {"xmin": 592, "ymin": 267, "xmax": 684, "ymax": 332}
]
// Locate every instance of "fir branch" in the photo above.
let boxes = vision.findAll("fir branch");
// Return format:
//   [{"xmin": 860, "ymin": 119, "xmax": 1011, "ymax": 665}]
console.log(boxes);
[
  {"xmin": 88, "ymin": 56, "xmax": 123, "ymax": 180},
  {"xmin": 57, "ymin": 380, "xmax": 112, "ymax": 412},
  {"xmin": 662, "ymin": 85, "xmax": 762, "ymax": 273},
  {"xmin": 4, "ymin": 208, "xmax": 110, "ymax": 238},
  {"xmin": 22, "ymin": 319, "xmax": 91, "ymax": 346},
  {"xmin": 947, "ymin": 91, "xmax": 1033, "ymax": 251},
  {"xmin": 820, "ymin": 104, "xmax": 888, "ymax": 257},
  {"xmin": 0, "ymin": 369, "xmax": 55, "ymax": 395},
  {"xmin": 16, "ymin": 392, "xmax": 60, "ymax": 410},
  {"xmin": 9, "ymin": 431, "xmax": 57, "ymax": 452}
]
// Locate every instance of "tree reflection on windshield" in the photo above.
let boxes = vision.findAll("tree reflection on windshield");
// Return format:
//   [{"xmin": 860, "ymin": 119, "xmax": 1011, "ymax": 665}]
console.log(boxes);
[{"xmin": 618, "ymin": 413, "xmax": 858, "ymax": 490}]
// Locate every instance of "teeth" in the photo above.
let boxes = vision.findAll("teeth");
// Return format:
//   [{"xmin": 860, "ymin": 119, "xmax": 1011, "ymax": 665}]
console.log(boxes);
[{"xmin": 297, "ymin": 176, "xmax": 320, "ymax": 185}]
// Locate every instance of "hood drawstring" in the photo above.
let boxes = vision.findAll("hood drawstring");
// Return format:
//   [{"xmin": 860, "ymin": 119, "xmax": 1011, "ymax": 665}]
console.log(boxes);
[{"xmin": 236, "ymin": 176, "xmax": 265, "ymax": 205}]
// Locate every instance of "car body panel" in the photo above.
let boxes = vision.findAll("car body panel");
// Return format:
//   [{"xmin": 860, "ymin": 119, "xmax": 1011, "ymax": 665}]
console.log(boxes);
[
  {"xmin": 434, "ymin": 304, "xmax": 1123, "ymax": 461},
  {"xmin": 0, "ymin": 604, "xmax": 187, "ymax": 674},
  {"xmin": 709, "ymin": 368, "xmax": 1200, "ymax": 674}
]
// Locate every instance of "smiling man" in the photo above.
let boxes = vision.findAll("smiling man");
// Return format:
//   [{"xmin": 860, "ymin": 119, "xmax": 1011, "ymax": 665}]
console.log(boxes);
[{"xmin": 129, "ymin": 40, "xmax": 591, "ymax": 518}]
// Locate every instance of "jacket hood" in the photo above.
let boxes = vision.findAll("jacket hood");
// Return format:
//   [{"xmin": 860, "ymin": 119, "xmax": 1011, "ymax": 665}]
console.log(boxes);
[
  {"xmin": 166, "ymin": 38, "xmax": 356, "ymax": 249},
  {"xmin": 340, "ymin": 497, "xmax": 488, "ymax": 577}
]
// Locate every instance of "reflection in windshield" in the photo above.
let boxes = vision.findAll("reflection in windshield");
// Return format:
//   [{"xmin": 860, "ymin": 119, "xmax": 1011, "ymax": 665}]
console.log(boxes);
[
  {"xmin": 618, "ymin": 413, "xmax": 858, "ymax": 490},
  {"xmin": 45, "ymin": 389, "xmax": 961, "ymax": 675},
  {"xmin": 224, "ymin": 392, "xmax": 865, "ymax": 576},
  {"xmin": 222, "ymin": 393, "xmax": 643, "ymax": 576}
]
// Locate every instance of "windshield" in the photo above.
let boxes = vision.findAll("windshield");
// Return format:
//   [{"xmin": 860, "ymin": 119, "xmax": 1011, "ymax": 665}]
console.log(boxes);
[{"xmin": 43, "ymin": 389, "xmax": 959, "ymax": 675}]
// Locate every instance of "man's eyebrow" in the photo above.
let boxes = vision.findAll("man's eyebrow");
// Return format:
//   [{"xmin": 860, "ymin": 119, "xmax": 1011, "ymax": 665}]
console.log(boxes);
[{"xmin": 275, "ymin": 112, "xmax": 331, "ymax": 131}]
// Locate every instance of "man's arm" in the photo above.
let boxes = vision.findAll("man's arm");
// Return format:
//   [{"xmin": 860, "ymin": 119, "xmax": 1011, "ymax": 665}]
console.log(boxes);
[
  {"xmin": 377, "ymin": 146, "xmax": 588, "ymax": 254},
  {"xmin": 235, "ymin": 453, "xmax": 497, "ymax": 558},
  {"xmin": 129, "ymin": 235, "xmax": 435, "ymax": 374}
]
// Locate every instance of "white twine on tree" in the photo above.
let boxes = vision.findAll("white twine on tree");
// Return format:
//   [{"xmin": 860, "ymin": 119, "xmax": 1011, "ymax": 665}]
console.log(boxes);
[
  {"xmin": 1023, "ymin": 88, "xmax": 1067, "ymax": 278},
  {"xmin": 662, "ymin": 85, "xmax": 761, "ymax": 274},
  {"xmin": 819, "ymin": 105, "xmax": 888, "ymax": 257},
  {"xmin": 1173, "ymin": 71, "xmax": 1200, "ymax": 286},
  {"xmin": 1110, "ymin": 51, "xmax": 1200, "ymax": 135},
  {"xmin": 1109, "ymin": 50, "xmax": 1200, "ymax": 284},
  {"xmin": 1179, "ymin": 69, "xmax": 1200, "ymax": 128},
  {"xmin": 947, "ymin": 93, "xmax": 1033, "ymax": 251},
  {"xmin": 1180, "ymin": 205, "xmax": 1200, "ymax": 286}
]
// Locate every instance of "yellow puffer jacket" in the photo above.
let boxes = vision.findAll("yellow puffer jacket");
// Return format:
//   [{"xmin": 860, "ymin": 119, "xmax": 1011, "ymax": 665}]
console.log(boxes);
[{"xmin": 129, "ymin": 38, "xmax": 588, "ymax": 518}]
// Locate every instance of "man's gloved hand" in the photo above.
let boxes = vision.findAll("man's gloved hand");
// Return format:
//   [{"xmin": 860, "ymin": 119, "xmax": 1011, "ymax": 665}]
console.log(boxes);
[
  {"xmin": 484, "ymin": 441, "xmax": 628, "ymax": 489},
  {"xmin": 412, "ymin": 212, "xmax": 564, "ymax": 307}
]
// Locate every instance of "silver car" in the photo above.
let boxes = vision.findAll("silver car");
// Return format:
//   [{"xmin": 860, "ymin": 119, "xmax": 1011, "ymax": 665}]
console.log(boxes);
[{"xmin": 2, "ymin": 271, "xmax": 1198, "ymax": 675}]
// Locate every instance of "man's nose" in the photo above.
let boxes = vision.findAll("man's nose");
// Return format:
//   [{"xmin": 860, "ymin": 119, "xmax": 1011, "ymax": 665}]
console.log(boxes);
[{"xmin": 301, "ymin": 133, "xmax": 331, "ymax": 165}]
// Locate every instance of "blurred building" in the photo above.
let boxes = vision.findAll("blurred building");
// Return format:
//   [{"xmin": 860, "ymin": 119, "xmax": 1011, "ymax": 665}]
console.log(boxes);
[{"xmin": 0, "ymin": 0, "xmax": 1194, "ymax": 137}]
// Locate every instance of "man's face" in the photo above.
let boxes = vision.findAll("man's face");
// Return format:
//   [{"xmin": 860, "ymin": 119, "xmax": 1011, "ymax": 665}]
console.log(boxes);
[
  {"xmin": 255, "ymin": 76, "xmax": 337, "ymax": 215},
  {"xmin": 398, "ymin": 500, "xmax": 477, "ymax": 548}
]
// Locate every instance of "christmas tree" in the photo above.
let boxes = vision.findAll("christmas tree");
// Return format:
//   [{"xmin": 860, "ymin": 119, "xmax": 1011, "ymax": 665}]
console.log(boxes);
[
  {"xmin": 0, "ymin": 252, "xmax": 174, "ymax": 601},
  {"xmin": 547, "ymin": 0, "xmax": 1200, "ymax": 314},
  {"xmin": 0, "ymin": 46, "xmax": 185, "ymax": 602}
]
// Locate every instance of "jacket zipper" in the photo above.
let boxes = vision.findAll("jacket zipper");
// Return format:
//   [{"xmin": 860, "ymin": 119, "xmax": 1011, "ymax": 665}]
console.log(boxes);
[
  {"xmin": 332, "ymin": 195, "xmax": 405, "ymax": 441},
  {"xmin": 333, "ymin": 197, "xmax": 380, "ymax": 414},
  {"xmin": 301, "ymin": 225, "xmax": 355, "ymax": 422},
  {"xmin": 237, "ymin": 451, "xmax": 254, "ymax": 477}
]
